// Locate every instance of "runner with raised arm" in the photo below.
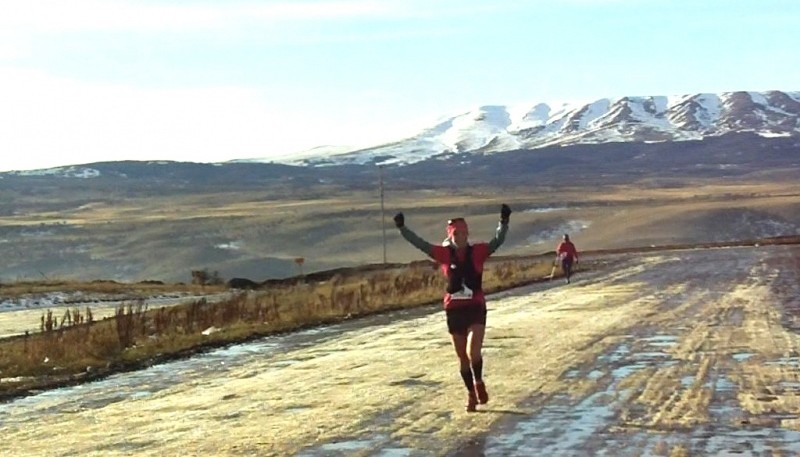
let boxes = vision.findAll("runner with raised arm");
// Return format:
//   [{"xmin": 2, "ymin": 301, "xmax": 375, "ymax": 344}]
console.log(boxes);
[{"xmin": 393, "ymin": 204, "xmax": 511, "ymax": 412}]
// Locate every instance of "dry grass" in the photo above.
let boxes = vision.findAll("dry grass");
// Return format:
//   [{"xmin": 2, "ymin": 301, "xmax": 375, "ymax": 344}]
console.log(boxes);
[
  {"xmin": 2, "ymin": 176, "xmax": 798, "ymax": 402},
  {"xmin": 4, "ymin": 180, "xmax": 800, "ymax": 283},
  {"xmin": 0, "ymin": 256, "xmax": 559, "ymax": 400},
  {"xmin": 4, "ymin": 233, "xmax": 798, "ymax": 400}
]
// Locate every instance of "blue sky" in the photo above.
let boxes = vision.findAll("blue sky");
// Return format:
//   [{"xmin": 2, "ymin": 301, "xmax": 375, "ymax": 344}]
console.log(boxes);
[{"xmin": 1, "ymin": 0, "xmax": 798, "ymax": 172}]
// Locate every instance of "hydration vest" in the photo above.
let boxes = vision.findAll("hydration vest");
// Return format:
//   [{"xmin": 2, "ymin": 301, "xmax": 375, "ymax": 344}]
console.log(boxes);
[{"xmin": 446, "ymin": 245, "xmax": 482, "ymax": 295}]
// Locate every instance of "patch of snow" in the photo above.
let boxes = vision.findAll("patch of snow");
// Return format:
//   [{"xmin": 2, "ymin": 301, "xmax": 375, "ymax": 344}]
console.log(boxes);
[
  {"xmin": 0, "ymin": 291, "xmax": 224, "ymax": 315},
  {"xmin": 579, "ymin": 100, "xmax": 612, "ymax": 130},
  {"xmin": 522, "ymin": 206, "xmax": 570, "ymax": 214},
  {"xmin": 652, "ymin": 96, "xmax": 670, "ymax": 113},
  {"xmin": 692, "ymin": 94, "xmax": 722, "ymax": 129},
  {"xmin": 748, "ymin": 91, "xmax": 769, "ymax": 106},
  {"xmin": 0, "ymin": 376, "xmax": 35, "ymax": 384},
  {"xmin": 21, "ymin": 230, "xmax": 54, "ymax": 238},
  {"xmin": 233, "ymin": 145, "xmax": 360, "ymax": 164},
  {"xmin": 441, "ymin": 106, "xmax": 513, "ymax": 152},
  {"xmin": 527, "ymin": 220, "xmax": 591, "ymax": 245},
  {"xmin": 10, "ymin": 166, "xmax": 100, "ymax": 178},
  {"xmin": 215, "ymin": 241, "xmax": 242, "ymax": 250},
  {"xmin": 759, "ymin": 132, "xmax": 793, "ymax": 138}
]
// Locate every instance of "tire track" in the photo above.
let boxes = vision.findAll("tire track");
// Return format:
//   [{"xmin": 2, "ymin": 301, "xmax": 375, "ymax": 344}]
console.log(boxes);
[{"xmin": 453, "ymin": 245, "xmax": 800, "ymax": 456}]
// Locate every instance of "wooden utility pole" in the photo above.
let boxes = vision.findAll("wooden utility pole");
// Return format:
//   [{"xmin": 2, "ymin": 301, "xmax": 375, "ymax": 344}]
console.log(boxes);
[{"xmin": 379, "ymin": 165, "xmax": 387, "ymax": 264}]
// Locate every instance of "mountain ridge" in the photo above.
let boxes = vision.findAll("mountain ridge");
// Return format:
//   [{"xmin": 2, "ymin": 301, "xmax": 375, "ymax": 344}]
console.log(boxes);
[
  {"xmin": 266, "ymin": 90, "xmax": 800, "ymax": 167},
  {"xmin": 1, "ymin": 90, "xmax": 798, "ymax": 182}
]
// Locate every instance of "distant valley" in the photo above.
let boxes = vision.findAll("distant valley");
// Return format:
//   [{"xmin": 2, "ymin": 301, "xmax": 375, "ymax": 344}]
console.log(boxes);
[{"xmin": 1, "ymin": 90, "xmax": 799, "ymax": 284}]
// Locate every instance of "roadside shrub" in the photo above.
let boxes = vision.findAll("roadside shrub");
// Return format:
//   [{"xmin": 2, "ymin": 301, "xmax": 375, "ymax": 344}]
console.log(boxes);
[
  {"xmin": 190, "ymin": 269, "xmax": 224, "ymax": 286},
  {"xmin": 0, "ymin": 254, "xmax": 558, "ymax": 398}
]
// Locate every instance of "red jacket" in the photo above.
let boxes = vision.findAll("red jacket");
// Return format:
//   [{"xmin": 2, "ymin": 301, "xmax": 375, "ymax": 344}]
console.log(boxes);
[
  {"xmin": 397, "ymin": 223, "xmax": 507, "ymax": 310},
  {"xmin": 430, "ymin": 243, "xmax": 490, "ymax": 310},
  {"xmin": 556, "ymin": 241, "xmax": 578, "ymax": 261}
]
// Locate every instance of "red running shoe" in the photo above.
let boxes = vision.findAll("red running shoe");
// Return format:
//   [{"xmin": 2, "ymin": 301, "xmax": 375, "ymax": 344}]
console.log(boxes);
[
  {"xmin": 474, "ymin": 381, "xmax": 489, "ymax": 405},
  {"xmin": 465, "ymin": 392, "xmax": 478, "ymax": 412}
]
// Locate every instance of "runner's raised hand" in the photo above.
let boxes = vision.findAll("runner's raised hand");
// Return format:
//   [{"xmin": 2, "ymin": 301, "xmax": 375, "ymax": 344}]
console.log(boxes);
[{"xmin": 500, "ymin": 204, "xmax": 511, "ymax": 223}]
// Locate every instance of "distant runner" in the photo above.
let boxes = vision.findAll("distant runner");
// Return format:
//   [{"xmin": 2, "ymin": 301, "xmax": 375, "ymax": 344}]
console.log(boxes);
[
  {"xmin": 393, "ymin": 204, "xmax": 511, "ymax": 412},
  {"xmin": 556, "ymin": 233, "xmax": 579, "ymax": 284}
]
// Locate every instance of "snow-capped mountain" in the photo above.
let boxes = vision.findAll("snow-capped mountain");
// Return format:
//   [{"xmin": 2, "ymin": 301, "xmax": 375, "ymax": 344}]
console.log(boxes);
[
  {"xmin": 3, "ymin": 90, "xmax": 798, "ymax": 179},
  {"xmin": 267, "ymin": 90, "xmax": 800, "ymax": 166},
  {"xmin": 5, "ymin": 165, "xmax": 103, "ymax": 178}
]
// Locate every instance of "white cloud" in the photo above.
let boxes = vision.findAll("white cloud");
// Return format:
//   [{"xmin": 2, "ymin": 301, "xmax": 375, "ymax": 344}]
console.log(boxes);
[
  {"xmin": 0, "ymin": 30, "xmax": 30, "ymax": 59},
  {"xmin": 0, "ymin": 68, "xmax": 430, "ymax": 171},
  {"xmin": 0, "ymin": 68, "xmax": 291, "ymax": 170},
  {"xmin": 0, "ymin": 0, "xmax": 538, "ymax": 36},
  {"xmin": 0, "ymin": 0, "xmax": 406, "ymax": 33}
]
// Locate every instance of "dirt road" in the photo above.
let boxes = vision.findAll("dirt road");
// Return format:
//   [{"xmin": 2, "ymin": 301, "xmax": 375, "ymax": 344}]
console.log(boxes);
[{"xmin": 1, "ymin": 245, "xmax": 799, "ymax": 456}]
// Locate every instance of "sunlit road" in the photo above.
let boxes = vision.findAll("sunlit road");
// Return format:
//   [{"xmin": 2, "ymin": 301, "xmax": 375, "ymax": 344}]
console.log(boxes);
[{"xmin": 1, "ymin": 245, "xmax": 799, "ymax": 456}]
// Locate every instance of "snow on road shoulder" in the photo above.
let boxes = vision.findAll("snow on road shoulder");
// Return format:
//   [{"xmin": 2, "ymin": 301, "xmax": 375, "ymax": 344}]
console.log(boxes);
[{"xmin": 0, "ymin": 291, "xmax": 230, "ymax": 314}]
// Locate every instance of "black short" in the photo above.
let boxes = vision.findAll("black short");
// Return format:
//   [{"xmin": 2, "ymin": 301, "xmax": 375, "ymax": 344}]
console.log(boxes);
[{"xmin": 445, "ymin": 306, "xmax": 487, "ymax": 335}]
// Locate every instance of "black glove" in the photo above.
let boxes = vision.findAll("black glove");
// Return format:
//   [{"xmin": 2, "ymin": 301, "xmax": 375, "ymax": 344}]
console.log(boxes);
[
  {"xmin": 500, "ymin": 204, "xmax": 512, "ymax": 223},
  {"xmin": 393, "ymin": 212, "xmax": 405, "ymax": 228}
]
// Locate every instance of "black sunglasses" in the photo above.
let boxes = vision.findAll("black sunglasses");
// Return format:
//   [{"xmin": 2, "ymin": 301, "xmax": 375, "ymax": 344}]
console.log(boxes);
[{"xmin": 447, "ymin": 218, "xmax": 465, "ymax": 225}]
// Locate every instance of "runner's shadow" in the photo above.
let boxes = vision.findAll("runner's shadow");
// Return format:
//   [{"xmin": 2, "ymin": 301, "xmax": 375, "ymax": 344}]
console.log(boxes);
[
  {"xmin": 449, "ymin": 435, "xmax": 486, "ymax": 457},
  {"xmin": 476, "ymin": 408, "xmax": 527, "ymax": 416}
]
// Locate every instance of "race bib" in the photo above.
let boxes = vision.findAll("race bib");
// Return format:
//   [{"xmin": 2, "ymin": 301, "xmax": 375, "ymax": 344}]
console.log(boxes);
[{"xmin": 450, "ymin": 283, "xmax": 474, "ymax": 300}]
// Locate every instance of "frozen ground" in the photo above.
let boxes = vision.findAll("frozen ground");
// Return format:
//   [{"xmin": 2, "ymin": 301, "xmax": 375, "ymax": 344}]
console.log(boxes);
[{"xmin": 1, "ymin": 245, "xmax": 799, "ymax": 456}]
